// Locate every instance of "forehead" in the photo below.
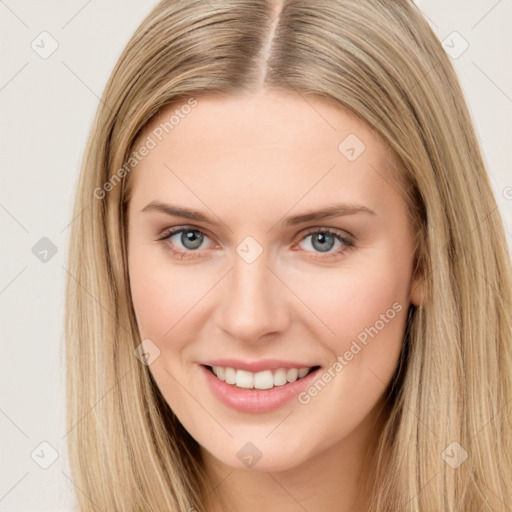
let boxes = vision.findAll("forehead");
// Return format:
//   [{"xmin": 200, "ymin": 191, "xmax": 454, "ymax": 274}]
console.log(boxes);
[
  {"xmin": 138, "ymin": 89, "xmax": 391, "ymax": 157},
  {"xmin": 128, "ymin": 90, "xmax": 401, "ymax": 217}
]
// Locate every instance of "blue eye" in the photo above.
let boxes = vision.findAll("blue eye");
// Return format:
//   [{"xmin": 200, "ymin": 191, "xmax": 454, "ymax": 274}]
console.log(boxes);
[
  {"xmin": 158, "ymin": 226, "xmax": 355, "ymax": 260},
  {"xmin": 303, "ymin": 231, "xmax": 340, "ymax": 252},
  {"xmin": 158, "ymin": 227, "xmax": 212, "ymax": 258},
  {"xmin": 173, "ymin": 229, "xmax": 205, "ymax": 250},
  {"xmin": 299, "ymin": 229, "xmax": 355, "ymax": 257}
]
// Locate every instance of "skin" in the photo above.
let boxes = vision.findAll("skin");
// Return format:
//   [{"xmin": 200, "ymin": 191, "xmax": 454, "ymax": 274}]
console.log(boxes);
[{"xmin": 127, "ymin": 89, "xmax": 422, "ymax": 511}]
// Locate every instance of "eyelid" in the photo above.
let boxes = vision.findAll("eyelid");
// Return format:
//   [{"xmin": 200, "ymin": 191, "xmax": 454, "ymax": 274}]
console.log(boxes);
[
  {"xmin": 300, "ymin": 226, "xmax": 355, "ymax": 242},
  {"xmin": 158, "ymin": 224, "xmax": 215, "ymax": 243}
]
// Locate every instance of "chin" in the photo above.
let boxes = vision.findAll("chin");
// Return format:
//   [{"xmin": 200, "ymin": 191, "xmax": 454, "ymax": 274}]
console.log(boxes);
[{"xmin": 203, "ymin": 437, "xmax": 314, "ymax": 473}]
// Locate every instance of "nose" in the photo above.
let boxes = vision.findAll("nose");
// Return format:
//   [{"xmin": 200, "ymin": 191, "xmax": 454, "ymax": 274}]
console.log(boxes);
[{"xmin": 214, "ymin": 252, "xmax": 291, "ymax": 345}]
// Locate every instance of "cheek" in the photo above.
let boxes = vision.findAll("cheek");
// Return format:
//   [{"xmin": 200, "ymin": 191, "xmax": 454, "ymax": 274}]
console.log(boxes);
[
  {"xmin": 291, "ymin": 265, "xmax": 409, "ymax": 433},
  {"xmin": 128, "ymin": 245, "xmax": 210, "ymax": 342},
  {"xmin": 288, "ymin": 250, "xmax": 411, "ymax": 370}
]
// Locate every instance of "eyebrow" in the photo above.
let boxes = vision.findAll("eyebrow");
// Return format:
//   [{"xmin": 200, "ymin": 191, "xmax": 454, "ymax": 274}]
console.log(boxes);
[{"xmin": 141, "ymin": 201, "xmax": 376, "ymax": 226}]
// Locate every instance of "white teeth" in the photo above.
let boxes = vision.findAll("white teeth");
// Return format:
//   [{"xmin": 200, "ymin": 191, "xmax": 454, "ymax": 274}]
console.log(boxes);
[
  {"xmin": 253, "ymin": 370, "xmax": 274, "ymax": 389},
  {"xmin": 216, "ymin": 366, "xmax": 226, "ymax": 381},
  {"xmin": 211, "ymin": 365, "xmax": 314, "ymax": 389},
  {"xmin": 235, "ymin": 370, "xmax": 253, "ymax": 389},
  {"xmin": 286, "ymin": 368, "xmax": 298, "ymax": 383},
  {"xmin": 273, "ymin": 368, "xmax": 287, "ymax": 386},
  {"xmin": 225, "ymin": 367, "xmax": 236, "ymax": 384},
  {"xmin": 298, "ymin": 368, "xmax": 309, "ymax": 378}
]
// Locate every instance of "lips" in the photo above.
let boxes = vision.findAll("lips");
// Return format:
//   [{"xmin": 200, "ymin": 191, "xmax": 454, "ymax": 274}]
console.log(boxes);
[{"xmin": 199, "ymin": 363, "xmax": 323, "ymax": 413}]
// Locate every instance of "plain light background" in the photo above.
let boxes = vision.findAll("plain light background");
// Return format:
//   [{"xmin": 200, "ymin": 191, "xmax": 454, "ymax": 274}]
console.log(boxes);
[{"xmin": 0, "ymin": 1, "xmax": 511, "ymax": 510}]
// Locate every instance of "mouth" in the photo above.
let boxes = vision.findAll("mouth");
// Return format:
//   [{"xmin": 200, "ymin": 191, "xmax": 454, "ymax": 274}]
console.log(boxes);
[{"xmin": 202, "ymin": 364, "xmax": 322, "ymax": 391}]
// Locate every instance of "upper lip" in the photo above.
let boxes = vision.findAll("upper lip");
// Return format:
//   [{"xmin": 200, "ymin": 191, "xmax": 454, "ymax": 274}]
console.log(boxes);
[{"xmin": 200, "ymin": 359, "xmax": 320, "ymax": 373}]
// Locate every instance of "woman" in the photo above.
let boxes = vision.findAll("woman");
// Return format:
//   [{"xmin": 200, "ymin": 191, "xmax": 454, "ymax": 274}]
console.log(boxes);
[{"xmin": 65, "ymin": 0, "xmax": 512, "ymax": 510}]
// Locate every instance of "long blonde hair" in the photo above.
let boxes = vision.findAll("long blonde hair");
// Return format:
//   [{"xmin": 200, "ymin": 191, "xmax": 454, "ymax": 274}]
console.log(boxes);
[{"xmin": 64, "ymin": 0, "xmax": 512, "ymax": 509}]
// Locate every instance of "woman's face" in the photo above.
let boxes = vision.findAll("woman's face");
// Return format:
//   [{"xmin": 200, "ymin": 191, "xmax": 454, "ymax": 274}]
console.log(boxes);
[{"xmin": 127, "ymin": 90, "xmax": 421, "ymax": 473}]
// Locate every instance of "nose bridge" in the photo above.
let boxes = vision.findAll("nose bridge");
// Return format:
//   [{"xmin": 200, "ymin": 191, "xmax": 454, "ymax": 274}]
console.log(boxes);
[{"xmin": 215, "ymin": 246, "xmax": 289, "ymax": 343}]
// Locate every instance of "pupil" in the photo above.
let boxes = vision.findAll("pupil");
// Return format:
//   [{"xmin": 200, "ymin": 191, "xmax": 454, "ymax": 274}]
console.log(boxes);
[
  {"xmin": 182, "ymin": 230, "xmax": 203, "ymax": 249},
  {"xmin": 312, "ymin": 233, "xmax": 334, "ymax": 252}
]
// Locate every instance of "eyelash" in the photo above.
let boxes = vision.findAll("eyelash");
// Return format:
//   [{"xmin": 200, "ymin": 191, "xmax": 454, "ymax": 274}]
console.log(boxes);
[{"xmin": 157, "ymin": 226, "xmax": 356, "ymax": 261}]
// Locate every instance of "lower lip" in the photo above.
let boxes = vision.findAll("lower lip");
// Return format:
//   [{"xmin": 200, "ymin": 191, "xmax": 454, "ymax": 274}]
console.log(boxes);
[{"xmin": 199, "ymin": 364, "xmax": 321, "ymax": 413}]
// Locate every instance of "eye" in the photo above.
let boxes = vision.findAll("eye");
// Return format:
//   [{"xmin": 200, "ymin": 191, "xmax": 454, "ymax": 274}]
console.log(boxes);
[
  {"xmin": 157, "ymin": 226, "xmax": 356, "ymax": 261},
  {"xmin": 158, "ymin": 226, "xmax": 214, "ymax": 259},
  {"xmin": 297, "ymin": 228, "xmax": 355, "ymax": 259}
]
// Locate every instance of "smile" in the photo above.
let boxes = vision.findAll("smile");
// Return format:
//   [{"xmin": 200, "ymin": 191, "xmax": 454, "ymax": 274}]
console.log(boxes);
[
  {"xmin": 200, "ymin": 363, "xmax": 323, "ymax": 413},
  {"xmin": 206, "ymin": 365, "xmax": 319, "ymax": 390}
]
